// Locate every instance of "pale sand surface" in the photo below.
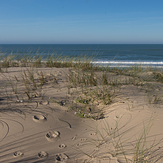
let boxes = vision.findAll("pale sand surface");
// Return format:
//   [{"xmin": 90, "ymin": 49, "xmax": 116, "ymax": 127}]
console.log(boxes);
[{"xmin": 1, "ymin": 67, "xmax": 163, "ymax": 162}]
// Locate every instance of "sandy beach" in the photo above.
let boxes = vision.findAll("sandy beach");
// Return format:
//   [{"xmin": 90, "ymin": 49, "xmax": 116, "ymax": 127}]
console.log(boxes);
[{"xmin": 1, "ymin": 65, "xmax": 163, "ymax": 163}]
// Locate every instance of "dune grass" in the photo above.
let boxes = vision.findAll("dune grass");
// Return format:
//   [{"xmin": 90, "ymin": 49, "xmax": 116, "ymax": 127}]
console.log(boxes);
[
  {"xmin": 1, "ymin": 53, "xmax": 163, "ymax": 109},
  {"xmin": 1, "ymin": 53, "xmax": 163, "ymax": 162},
  {"xmin": 79, "ymin": 115, "xmax": 161, "ymax": 163}
]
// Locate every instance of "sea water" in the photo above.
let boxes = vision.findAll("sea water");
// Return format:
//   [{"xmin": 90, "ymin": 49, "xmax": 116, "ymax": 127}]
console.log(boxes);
[{"xmin": 0, "ymin": 44, "xmax": 163, "ymax": 68}]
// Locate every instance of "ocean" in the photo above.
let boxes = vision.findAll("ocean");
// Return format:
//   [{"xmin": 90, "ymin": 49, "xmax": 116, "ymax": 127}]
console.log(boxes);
[{"xmin": 0, "ymin": 44, "xmax": 163, "ymax": 68}]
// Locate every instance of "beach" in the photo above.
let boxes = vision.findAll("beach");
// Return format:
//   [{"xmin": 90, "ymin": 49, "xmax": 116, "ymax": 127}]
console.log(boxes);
[
  {"xmin": 1, "ymin": 63, "xmax": 163, "ymax": 163},
  {"xmin": 1, "ymin": 0, "xmax": 163, "ymax": 161}
]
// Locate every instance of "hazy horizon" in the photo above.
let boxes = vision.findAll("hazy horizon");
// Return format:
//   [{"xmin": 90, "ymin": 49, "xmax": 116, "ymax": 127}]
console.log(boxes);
[{"xmin": 1, "ymin": 43, "xmax": 163, "ymax": 45}]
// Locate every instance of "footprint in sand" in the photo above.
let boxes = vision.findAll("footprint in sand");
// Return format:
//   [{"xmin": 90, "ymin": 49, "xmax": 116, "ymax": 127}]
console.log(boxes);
[
  {"xmin": 13, "ymin": 151, "xmax": 24, "ymax": 157},
  {"xmin": 89, "ymin": 132, "xmax": 97, "ymax": 136},
  {"xmin": 76, "ymin": 143, "xmax": 84, "ymax": 147},
  {"xmin": 33, "ymin": 115, "xmax": 47, "ymax": 123},
  {"xmin": 38, "ymin": 151, "xmax": 48, "ymax": 158},
  {"xmin": 39, "ymin": 101, "xmax": 49, "ymax": 105},
  {"xmin": 59, "ymin": 144, "xmax": 67, "ymax": 149},
  {"xmin": 71, "ymin": 135, "xmax": 77, "ymax": 141},
  {"xmin": 45, "ymin": 131, "xmax": 60, "ymax": 142},
  {"xmin": 114, "ymin": 115, "xmax": 122, "ymax": 120},
  {"xmin": 76, "ymin": 138, "xmax": 87, "ymax": 147},
  {"xmin": 55, "ymin": 153, "xmax": 69, "ymax": 161},
  {"xmin": 80, "ymin": 138, "xmax": 87, "ymax": 141}
]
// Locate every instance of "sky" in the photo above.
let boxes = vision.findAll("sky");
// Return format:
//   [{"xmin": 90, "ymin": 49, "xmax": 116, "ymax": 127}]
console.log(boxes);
[{"xmin": 1, "ymin": 0, "xmax": 163, "ymax": 44}]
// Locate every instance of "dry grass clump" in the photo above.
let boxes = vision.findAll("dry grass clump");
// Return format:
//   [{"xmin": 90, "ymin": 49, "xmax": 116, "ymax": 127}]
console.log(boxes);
[
  {"xmin": 67, "ymin": 69, "xmax": 97, "ymax": 87},
  {"xmin": 153, "ymin": 71, "xmax": 163, "ymax": 83},
  {"xmin": 82, "ymin": 116, "xmax": 161, "ymax": 163},
  {"xmin": 1, "ymin": 53, "xmax": 163, "ymax": 114},
  {"xmin": 20, "ymin": 68, "xmax": 59, "ymax": 100},
  {"xmin": 1, "ymin": 67, "xmax": 58, "ymax": 104}
]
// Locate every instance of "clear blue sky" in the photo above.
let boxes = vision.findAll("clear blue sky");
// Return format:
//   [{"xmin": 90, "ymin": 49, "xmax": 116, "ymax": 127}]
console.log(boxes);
[{"xmin": 1, "ymin": 0, "xmax": 163, "ymax": 44}]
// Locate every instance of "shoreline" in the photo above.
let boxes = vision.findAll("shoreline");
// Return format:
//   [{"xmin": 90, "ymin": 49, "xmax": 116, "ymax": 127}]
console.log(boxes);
[{"xmin": 0, "ymin": 52, "xmax": 163, "ymax": 69}]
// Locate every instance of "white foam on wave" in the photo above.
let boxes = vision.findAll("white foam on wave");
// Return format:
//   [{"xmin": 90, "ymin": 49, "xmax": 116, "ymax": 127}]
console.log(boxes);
[{"xmin": 91, "ymin": 61, "xmax": 163, "ymax": 65}]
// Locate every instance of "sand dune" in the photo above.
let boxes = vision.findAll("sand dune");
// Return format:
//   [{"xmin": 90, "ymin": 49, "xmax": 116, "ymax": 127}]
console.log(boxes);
[{"xmin": 1, "ymin": 67, "xmax": 163, "ymax": 162}]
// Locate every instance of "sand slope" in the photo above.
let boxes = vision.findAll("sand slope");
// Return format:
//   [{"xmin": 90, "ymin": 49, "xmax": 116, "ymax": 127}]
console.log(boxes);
[{"xmin": 1, "ymin": 67, "xmax": 163, "ymax": 162}]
